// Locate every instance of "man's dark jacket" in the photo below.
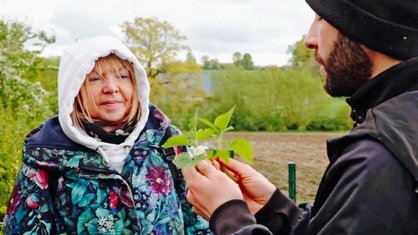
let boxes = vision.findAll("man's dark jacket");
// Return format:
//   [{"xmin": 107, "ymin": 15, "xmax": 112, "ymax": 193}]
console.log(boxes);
[{"xmin": 209, "ymin": 57, "xmax": 418, "ymax": 235}]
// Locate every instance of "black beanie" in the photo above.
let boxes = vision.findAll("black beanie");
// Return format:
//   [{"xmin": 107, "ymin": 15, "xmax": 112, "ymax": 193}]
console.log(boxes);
[{"xmin": 305, "ymin": 0, "xmax": 418, "ymax": 60}]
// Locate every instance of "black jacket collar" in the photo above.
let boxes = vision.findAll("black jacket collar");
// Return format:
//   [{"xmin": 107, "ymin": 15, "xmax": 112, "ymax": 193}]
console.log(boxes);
[{"xmin": 347, "ymin": 56, "xmax": 418, "ymax": 126}]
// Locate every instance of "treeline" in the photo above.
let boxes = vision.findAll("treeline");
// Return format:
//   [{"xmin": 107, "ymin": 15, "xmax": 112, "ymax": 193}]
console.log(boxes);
[
  {"xmin": 194, "ymin": 66, "xmax": 351, "ymax": 132},
  {"xmin": 0, "ymin": 16, "xmax": 353, "ymax": 225}
]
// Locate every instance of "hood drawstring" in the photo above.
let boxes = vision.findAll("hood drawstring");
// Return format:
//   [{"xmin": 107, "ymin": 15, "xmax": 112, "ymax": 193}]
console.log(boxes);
[
  {"xmin": 96, "ymin": 146, "xmax": 108, "ymax": 163},
  {"xmin": 124, "ymin": 145, "xmax": 131, "ymax": 154}
]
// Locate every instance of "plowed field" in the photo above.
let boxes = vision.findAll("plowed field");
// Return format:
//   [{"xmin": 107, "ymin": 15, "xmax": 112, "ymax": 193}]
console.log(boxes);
[{"xmin": 223, "ymin": 132, "xmax": 344, "ymax": 204}]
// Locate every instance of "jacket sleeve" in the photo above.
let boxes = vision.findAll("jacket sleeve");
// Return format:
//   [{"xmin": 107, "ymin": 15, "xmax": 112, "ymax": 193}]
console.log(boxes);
[
  {"xmin": 305, "ymin": 139, "xmax": 418, "ymax": 234},
  {"xmin": 208, "ymin": 189, "xmax": 303, "ymax": 235},
  {"xmin": 4, "ymin": 163, "xmax": 57, "ymax": 234}
]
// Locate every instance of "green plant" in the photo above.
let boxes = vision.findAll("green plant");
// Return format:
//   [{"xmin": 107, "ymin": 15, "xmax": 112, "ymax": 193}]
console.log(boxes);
[{"xmin": 163, "ymin": 106, "xmax": 253, "ymax": 169}]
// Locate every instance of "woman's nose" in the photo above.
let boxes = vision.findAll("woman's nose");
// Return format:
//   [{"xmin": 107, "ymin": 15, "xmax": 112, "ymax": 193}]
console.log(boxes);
[{"xmin": 103, "ymin": 79, "xmax": 119, "ymax": 93}]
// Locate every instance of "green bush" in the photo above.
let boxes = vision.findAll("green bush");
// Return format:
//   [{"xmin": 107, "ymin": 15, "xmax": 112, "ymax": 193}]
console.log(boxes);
[
  {"xmin": 201, "ymin": 66, "xmax": 334, "ymax": 131},
  {"xmin": 306, "ymin": 116, "xmax": 351, "ymax": 131},
  {"xmin": 0, "ymin": 102, "xmax": 51, "ymax": 223}
]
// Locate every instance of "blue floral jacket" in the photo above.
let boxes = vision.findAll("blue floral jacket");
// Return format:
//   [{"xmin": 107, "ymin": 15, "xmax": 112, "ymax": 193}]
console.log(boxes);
[{"xmin": 4, "ymin": 106, "xmax": 212, "ymax": 235}]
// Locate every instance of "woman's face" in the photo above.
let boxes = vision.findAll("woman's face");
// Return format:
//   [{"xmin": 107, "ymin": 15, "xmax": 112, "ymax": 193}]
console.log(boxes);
[{"xmin": 85, "ymin": 63, "xmax": 134, "ymax": 131}]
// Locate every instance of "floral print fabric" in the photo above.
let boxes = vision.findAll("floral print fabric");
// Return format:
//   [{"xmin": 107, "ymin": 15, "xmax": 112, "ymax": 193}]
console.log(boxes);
[{"xmin": 4, "ymin": 106, "xmax": 212, "ymax": 235}]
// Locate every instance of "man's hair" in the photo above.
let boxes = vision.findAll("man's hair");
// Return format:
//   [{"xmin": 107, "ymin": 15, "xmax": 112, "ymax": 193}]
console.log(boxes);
[{"xmin": 71, "ymin": 54, "xmax": 141, "ymax": 129}]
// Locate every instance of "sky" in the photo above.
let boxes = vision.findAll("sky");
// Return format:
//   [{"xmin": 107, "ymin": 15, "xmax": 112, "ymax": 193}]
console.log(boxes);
[{"xmin": 0, "ymin": 0, "xmax": 314, "ymax": 66}]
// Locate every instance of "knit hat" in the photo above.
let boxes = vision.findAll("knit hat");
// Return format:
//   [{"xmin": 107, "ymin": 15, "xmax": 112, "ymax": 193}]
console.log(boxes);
[{"xmin": 305, "ymin": 0, "xmax": 418, "ymax": 60}]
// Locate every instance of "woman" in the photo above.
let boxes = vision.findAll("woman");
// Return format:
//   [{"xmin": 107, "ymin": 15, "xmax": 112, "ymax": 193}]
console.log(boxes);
[{"xmin": 4, "ymin": 36, "xmax": 211, "ymax": 234}]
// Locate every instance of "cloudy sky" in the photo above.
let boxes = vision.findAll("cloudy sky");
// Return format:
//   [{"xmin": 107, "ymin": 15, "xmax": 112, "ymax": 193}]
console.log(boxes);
[{"xmin": 0, "ymin": 0, "xmax": 314, "ymax": 66}]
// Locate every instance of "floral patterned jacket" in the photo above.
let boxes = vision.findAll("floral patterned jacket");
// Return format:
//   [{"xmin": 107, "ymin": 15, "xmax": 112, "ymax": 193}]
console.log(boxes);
[{"xmin": 4, "ymin": 106, "xmax": 212, "ymax": 235}]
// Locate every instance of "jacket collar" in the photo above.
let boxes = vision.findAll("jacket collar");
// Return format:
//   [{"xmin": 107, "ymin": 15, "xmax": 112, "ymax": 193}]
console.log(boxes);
[{"xmin": 347, "ymin": 56, "xmax": 418, "ymax": 127}]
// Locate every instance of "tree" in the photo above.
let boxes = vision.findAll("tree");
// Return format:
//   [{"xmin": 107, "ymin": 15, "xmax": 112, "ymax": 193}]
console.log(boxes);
[
  {"xmin": 232, "ymin": 52, "xmax": 242, "ymax": 66},
  {"xmin": 201, "ymin": 55, "xmax": 210, "ymax": 69},
  {"xmin": 241, "ymin": 53, "xmax": 254, "ymax": 70},
  {"xmin": 203, "ymin": 66, "xmax": 332, "ymax": 131},
  {"xmin": 186, "ymin": 49, "xmax": 196, "ymax": 62},
  {"xmin": 0, "ymin": 18, "xmax": 55, "ymax": 223},
  {"xmin": 201, "ymin": 55, "xmax": 221, "ymax": 70},
  {"xmin": 232, "ymin": 52, "xmax": 254, "ymax": 70},
  {"xmin": 121, "ymin": 17, "xmax": 188, "ymax": 79},
  {"xmin": 287, "ymin": 36, "xmax": 319, "ymax": 75},
  {"xmin": 0, "ymin": 17, "xmax": 55, "ymax": 117},
  {"xmin": 121, "ymin": 17, "xmax": 205, "ymax": 126},
  {"xmin": 208, "ymin": 58, "xmax": 221, "ymax": 69}
]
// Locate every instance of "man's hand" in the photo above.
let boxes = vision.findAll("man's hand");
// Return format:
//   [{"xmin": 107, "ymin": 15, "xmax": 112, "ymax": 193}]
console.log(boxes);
[
  {"xmin": 182, "ymin": 158, "xmax": 277, "ymax": 220},
  {"xmin": 219, "ymin": 158, "xmax": 276, "ymax": 214}
]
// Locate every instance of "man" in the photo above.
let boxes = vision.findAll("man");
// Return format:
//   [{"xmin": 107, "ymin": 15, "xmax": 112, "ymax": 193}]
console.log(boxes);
[{"xmin": 182, "ymin": 0, "xmax": 418, "ymax": 234}]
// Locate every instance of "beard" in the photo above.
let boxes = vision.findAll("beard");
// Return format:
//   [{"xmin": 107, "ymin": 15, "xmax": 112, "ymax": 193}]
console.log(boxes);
[{"xmin": 315, "ymin": 33, "xmax": 372, "ymax": 97}]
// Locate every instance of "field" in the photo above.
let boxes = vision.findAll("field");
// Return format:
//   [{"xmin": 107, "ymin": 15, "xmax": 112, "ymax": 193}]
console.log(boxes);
[{"xmin": 223, "ymin": 132, "xmax": 344, "ymax": 204}]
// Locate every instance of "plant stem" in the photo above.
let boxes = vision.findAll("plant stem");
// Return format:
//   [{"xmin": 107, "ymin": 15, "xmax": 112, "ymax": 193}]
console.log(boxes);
[{"xmin": 217, "ymin": 132, "xmax": 223, "ymax": 149}]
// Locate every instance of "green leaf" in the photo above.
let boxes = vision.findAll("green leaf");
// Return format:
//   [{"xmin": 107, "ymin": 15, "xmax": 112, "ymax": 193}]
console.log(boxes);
[
  {"xmin": 196, "ymin": 128, "xmax": 214, "ymax": 140},
  {"xmin": 67, "ymin": 156, "xmax": 80, "ymax": 167},
  {"xmin": 201, "ymin": 142, "xmax": 217, "ymax": 150},
  {"xmin": 214, "ymin": 106, "xmax": 235, "ymax": 131},
  {"xmin": 207, "ymin": 149, "xmax": 234, "ymax": 164},
  {"xmin": 172, "ymin": 152, "xmax": 208, "ymax": 169},
  {"xmin": 78, "ymin": 193, "xmax": 95, "ymax": 207},
  {"xmin": 71, "ymin": 181, "xmax": 87, "ymax": 205},
  {"xmin": 78, "ymin": 209, "xmax": 95, "ymax": 232},
  {"xmin": 225, "ymin": 126, "xmax": 234, "ymax": 132},
  {"xmin": 39, "ymin": 204, "xmax": 49, "ymax": 213},
  {"xmin": 114, "ymin": 218, "xmax": 125, "ymax": 234},
  {"xmin": 199, "ymin": 118, "xmax": 218, "ymax": 132},
  {"xmin": 227, "ymin": 138, "xmax": 253, "ymax": 164},
  {"xmin": 95, "ymin": 208, "xmax": 110, "ymax": 217},
  {"xmin": 162, "ymin": 135, "xmax": 190, "ymax": 148}
]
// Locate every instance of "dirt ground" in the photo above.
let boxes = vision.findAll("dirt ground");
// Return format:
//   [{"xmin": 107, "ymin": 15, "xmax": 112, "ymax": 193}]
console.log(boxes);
[{"xmin": 223, "ymin": 132, "xmax": 344, "ymax": 204}]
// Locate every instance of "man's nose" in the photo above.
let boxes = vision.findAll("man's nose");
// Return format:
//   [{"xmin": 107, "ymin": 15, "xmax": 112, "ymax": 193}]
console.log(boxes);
[{"xmin": 304, "ymin": 17, "xmax": 318, "ymax": 50}]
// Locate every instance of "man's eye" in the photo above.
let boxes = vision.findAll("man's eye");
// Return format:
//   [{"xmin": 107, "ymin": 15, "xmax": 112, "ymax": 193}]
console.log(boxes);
[{"xmin": 316, "ymin": 15, "xmax": 323, "ymax": 21}]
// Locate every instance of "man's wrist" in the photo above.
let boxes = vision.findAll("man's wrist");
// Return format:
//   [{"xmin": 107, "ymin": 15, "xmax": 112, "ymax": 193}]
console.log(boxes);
[{"xmin": 210, "ymin": 199, "xmax": 256, "ymax": 234}]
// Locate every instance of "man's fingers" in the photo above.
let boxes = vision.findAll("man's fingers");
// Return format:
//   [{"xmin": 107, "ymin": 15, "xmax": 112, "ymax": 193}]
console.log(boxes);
[{"xmin": 219, "ymin": 158, "xmax": 251, "ymax": 175}]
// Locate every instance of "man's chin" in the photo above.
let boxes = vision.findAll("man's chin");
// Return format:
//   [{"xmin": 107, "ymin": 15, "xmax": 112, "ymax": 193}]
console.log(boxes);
[
  {"xmin": 324, "ymin": 84, "xmax": 353, "ymax": 98},
  {"xmin": 324, "ymin": 81, "xmax": 339, "ymax": 97},
  {"xmin": 323, "ymin": 85, "xmax": 335, "ymax": 97}
]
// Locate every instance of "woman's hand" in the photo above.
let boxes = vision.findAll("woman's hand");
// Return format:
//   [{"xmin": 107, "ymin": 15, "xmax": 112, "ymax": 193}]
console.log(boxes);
[
  {"xmin": 182, "ymin": 158, "xmax": 277, "ymax": 220},
  {"xmin": 182, "ymin": 160, "xmax": 243, "ymax": 220}
]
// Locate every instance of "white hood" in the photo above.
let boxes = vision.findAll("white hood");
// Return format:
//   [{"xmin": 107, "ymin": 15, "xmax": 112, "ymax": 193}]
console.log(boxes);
[{"xmin": 58, "ymin": 36, "xmax": 150, "ymax": 164}]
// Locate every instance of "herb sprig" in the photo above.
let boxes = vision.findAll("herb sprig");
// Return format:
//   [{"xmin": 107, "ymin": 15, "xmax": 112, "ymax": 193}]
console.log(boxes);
[{"xmin": 163, "ymin": 106, "xmax": 253, "ymax": 169}]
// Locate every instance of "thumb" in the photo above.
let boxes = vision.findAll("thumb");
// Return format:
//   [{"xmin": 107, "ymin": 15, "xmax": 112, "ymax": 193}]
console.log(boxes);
[{"xmin": 219, "ymin": 158, "xmax": 254, "ymax": 177}]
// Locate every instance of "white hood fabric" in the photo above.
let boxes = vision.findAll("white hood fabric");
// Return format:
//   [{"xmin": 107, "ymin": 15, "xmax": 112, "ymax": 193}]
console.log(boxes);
[{"xmin": 58, "ymin": 36, "xmax": 150, "ymax": 172}]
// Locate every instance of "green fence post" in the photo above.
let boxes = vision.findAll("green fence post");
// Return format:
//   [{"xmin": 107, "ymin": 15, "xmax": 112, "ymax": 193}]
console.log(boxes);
[{"xmin": 288, "ymin": 162, "xmax": 296, "ymax": 202}]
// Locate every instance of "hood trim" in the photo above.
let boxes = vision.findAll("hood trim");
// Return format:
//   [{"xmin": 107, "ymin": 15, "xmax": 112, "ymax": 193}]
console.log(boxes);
[{"xmin": 57, "ymin": 36, "xmax": 150, "ymax": 151}]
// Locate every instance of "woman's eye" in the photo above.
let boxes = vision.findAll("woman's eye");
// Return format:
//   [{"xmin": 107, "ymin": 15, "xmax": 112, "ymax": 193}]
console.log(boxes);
[
  {"xmin": 119, "ymin": 74, "xmax": 129, "ymax": 79},
  {"xmin": 89, "ymin": 77, "xmax": 101, "ymax": 82}
]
